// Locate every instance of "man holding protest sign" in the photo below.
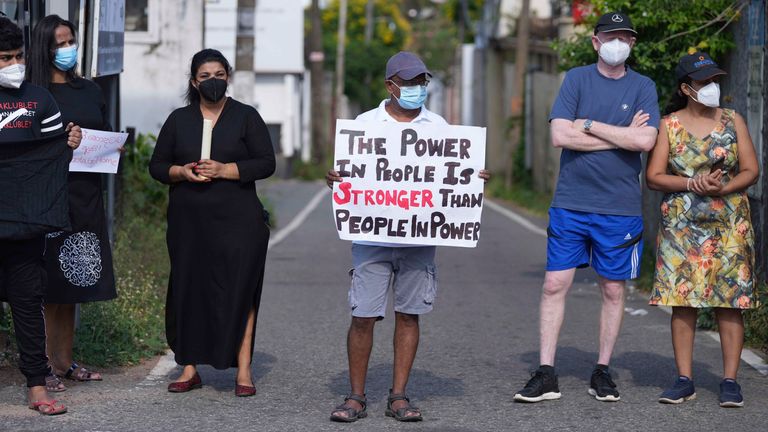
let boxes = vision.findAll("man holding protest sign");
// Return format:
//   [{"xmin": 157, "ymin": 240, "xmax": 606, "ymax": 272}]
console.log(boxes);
[
  {"xmin": 326, "ymin": 51, "xmax": 488, "ymax": 422},
  {"xmin": 513, "ymin": 12, "xmax": 659, "ymax": 403}
]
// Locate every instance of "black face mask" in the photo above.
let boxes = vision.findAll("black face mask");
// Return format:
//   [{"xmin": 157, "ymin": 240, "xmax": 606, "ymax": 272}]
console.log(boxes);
[{"xmin": 198, "ymin": 78, "xmax": 228, "ymax": 102}]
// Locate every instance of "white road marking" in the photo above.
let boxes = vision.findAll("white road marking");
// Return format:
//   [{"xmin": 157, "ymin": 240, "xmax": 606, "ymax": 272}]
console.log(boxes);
[
  {"xmin": 484, "ymin": 199, "xmax": 547, "ymax": 237},
  {"xmin": 268, "ymin": 186, "xmax": 328, "ymax": 250},
  {"xmin": 140, "ymin": 350, "xmax": 177, "ymax": 386},
  {"xmin": 143, "ymin": 186, "xmax": 329, "ymax": 383}
]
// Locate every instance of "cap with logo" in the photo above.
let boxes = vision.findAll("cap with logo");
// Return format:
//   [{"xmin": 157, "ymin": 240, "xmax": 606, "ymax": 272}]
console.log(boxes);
[
  {"xmin": 385, "ymin": 51, "xmax": 432, "ymax": 80},
  {"xmin": 594, "ymin": 12, "xmax": 637, "ymax": 35},
  {"xmin": 675, "ymin": 52, "xmax": 727, "ymax": 81}
]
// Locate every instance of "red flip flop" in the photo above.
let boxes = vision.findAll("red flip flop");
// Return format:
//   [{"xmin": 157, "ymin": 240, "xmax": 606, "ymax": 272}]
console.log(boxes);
[{"xmin": 29, "ymin": 399, "xmax": 68, "ymax": 416}]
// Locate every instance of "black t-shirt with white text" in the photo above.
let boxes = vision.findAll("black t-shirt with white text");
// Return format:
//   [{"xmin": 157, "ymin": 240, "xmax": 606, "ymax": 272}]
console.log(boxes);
[
  {"xmin": 0, "ymin": 81, "xmax": 64, "ymax": 140},
  {"xmin": 0, "ymin": 82, "xmax": 69, "ymax": 239}
]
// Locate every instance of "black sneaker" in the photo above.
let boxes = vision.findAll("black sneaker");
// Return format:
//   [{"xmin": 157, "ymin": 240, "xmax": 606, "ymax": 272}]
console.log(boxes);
[
  {"xmin": 513, "ymin": 366, "xmax": 562, "ymax": 403},
  {"xmin": 588, "ymin": 366, "xmax": 620, "ymax": 402}
]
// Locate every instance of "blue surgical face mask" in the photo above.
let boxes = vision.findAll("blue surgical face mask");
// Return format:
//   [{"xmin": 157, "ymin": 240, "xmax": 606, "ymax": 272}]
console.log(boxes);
[
  {"xmin": 53, "ymin": 45, "xmax": 78, "ymax": 71},
  {"xmin": 389, "ymin": 81, "xmax": 428, "ymax": 110}
]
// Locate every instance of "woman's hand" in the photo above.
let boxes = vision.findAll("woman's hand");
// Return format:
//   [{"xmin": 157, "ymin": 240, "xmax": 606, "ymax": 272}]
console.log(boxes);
[
  {"xmin": 326, "ymin": 169, "xmax": 343, "ymax": 189},
  {"xmin": 194, "ymin": 159, "xmax": 237, "ymax": 180},
  {"xmin": 478, "ymin": 169, "xmax": 491, "ymax": 183},
  {"xmin": 690, "ymin": 171, "xmax": 722, "ymax": 196},
  {"xmin": 180, "ymin": 163, "xmax": 210, "ymax": 183},
  {"xmin": 65, "ymin": 122, "xmax": 82, "ymax": 149}
]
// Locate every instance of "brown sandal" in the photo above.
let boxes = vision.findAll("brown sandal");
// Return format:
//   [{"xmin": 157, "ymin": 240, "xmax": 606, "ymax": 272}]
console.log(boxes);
[
  {"xmin": 45, "ymin": 373, "xmax": 66, "ymax": 392},
  {"xmin": 64, "ymin": 362, "xmax": 102, "ymax": 381}
]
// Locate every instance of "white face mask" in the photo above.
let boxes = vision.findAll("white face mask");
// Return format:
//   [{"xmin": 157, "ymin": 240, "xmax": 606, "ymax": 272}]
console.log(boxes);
[
  {"xmin": 597, "ymin": 37, "xmax": 631, "ymax": 66},
  {"xmin": 689, "ymin": 82, "xmax": 720, "ymax": 108},
  {"xmin": 0, "ymin": 63, "xmax": 25, "ymax": 89}
]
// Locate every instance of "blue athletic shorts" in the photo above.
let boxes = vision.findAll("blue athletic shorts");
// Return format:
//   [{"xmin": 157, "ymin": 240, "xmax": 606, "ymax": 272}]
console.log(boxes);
[{"xmin": 546, "ymin": 207, "xmax": 643, "ymax": 280}]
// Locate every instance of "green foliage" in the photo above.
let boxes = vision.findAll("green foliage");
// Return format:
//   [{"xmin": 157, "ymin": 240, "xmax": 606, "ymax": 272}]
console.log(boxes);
[
  {"xmin": 118, "ymin": 134, "xmax": 168, "ymax": 223},
  {"xmin": 409, "ymin": 14, "xmax": 461, "ymax": 81},
  {"xmin": 292, "ymin": 156, "xmax": 332, "ymax": 181},
  {"xmin": 440, "ymin": 0, "xmax": 486, "ymax": 42},
  {"xmin": 73, "ymin": 259, "xmax": 167, "ymax": 366},
  {"xmin": 744, "ymin": 286, "xmax": 768, "ymax": 353},
  {"xmin": 485, "ymin": 177, "xmax": 551, "ymax": 217},
  {"xmin": 322, "ymin": 0, "xmax": 411, "ymax": 108},
  {"xmin": 552, "ymin": 0, "xmax": 742, "ymax": 107}
]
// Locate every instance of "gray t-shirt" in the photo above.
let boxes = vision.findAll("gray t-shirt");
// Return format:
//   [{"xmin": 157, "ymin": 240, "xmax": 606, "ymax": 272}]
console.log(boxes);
[{"xmin": 549, "ymin": 64, "xmax": 659, "ymax": 216}]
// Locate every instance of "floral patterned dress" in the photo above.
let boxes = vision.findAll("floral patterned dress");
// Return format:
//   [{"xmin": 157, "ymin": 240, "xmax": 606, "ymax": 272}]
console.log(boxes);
[{"xmin": 649, "ymin": 109, "xmax": 756, "ymax": 309}]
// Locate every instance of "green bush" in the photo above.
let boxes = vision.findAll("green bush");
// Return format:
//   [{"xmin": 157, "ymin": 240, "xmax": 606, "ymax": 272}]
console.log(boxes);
[
  {"xmin": 73, "ymin": 259, "xmax": 166, "ymax": 366},
  {"xmin": 485, "ymin": 176, "xmax": 551, "ymax": 217},
  {"xmin": 744, "ymin": 286, "xmax": 768, "ymax": 353}
]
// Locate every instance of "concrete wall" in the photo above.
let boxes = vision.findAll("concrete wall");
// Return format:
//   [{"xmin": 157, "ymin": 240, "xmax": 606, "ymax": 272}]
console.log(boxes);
[
  {"xmin": 530, "ymin": 72, "xmax": 559, "ymax": 194},
  {"xmin": 121, "ymin": 0, "xmax": 204, "ymax": 135}
]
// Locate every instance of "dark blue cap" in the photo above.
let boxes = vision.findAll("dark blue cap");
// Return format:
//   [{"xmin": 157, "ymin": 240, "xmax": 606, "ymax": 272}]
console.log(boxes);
[
  {"xmin": 385, "ymin": 51, "xmax": 432, "ymax": 80},
  {"xmin": 676, "ymin": 52, "xmax": 727, "ymax": 81}
]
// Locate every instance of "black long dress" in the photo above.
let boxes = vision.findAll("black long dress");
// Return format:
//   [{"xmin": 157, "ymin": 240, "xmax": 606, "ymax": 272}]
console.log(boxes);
[
  {"xmin": 149, "ymin": 98, "xmax": 275, "ymax": 369},
  {"xmin": 43, "ymin": 79, "xmax": 116, "ymax": 303}
]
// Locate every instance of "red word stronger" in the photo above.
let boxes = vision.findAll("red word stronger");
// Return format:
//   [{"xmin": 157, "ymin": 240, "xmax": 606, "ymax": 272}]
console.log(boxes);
[{"xmin": 333, "ymin": 182, "xmax": 433, "ymax": 210}]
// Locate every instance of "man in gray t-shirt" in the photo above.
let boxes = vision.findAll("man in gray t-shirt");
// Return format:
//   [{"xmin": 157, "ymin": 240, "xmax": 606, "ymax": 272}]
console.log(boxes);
[{"xmin": 513, "ymin": 12, "xmax": 659, "ymax": 404}]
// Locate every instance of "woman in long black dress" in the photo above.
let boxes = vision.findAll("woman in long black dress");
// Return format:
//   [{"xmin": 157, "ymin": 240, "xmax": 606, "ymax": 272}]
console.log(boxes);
[
  {"xmin": 26, "ymin": 15, "xmax": 116, "ymax": 391},
  {"xmin": 149, "ymin": 49, "xmax": 275, "ymax": 396}
]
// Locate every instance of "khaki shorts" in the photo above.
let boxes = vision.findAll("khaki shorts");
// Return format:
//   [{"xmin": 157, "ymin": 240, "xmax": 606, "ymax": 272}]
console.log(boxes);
[{"xmin": 348, "ymin": 243, "xmax": 437, "ymax": 318}]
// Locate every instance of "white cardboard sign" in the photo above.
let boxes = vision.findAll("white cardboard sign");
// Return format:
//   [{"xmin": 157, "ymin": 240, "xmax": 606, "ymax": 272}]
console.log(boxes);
[
  {"xmin": 332, "ymin": 119, "xmax": 487, "ymax": 248},
  {"xmin": 69, "ymin": 128, "xmax": 128, "ymax": 174}
]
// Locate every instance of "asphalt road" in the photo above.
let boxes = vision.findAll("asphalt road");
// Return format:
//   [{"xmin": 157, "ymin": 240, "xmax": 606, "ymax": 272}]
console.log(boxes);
[{"xmin": 1, "ymin": 179, "xmax": 766, "ymax": 431}]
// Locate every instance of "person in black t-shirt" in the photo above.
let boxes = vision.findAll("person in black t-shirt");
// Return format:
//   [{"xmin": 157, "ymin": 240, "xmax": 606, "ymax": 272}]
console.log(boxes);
[
  {"xmin": 26, "ymin": 14, "xmax": 117, "ymax": 393},
  {"xmin": 0, "ymin": 16, "xmax": 81, "ymax": 416}
]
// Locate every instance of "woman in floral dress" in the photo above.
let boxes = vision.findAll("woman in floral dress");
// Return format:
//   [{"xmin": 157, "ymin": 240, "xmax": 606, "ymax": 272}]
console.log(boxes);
[{"xmin": 646, "ymin": 52, "xmax": 759, "ymax": 408}]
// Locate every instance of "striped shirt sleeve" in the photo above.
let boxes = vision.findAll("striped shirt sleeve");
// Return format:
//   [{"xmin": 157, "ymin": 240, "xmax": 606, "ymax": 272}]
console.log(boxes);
[{"xmin": 40, "ymin": 92, "xmax": 64, "ymax": 136}]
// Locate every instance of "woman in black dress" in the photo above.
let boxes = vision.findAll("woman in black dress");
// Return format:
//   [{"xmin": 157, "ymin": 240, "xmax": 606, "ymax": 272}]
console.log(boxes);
[
  {"xmin": 26, "ymin": 15, "xmax": 116, "ymax": 391},
  {"xmin": 149, "ymin": 49, "xmax": 275, "ymax": 396}
]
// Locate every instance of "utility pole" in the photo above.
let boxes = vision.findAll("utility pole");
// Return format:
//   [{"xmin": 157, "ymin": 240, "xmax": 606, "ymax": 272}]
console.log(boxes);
[
  {"xmin": 507, "ymin": 0, "xmax": 531, "ymax": 187},
  {"xmin": 309, "ymin": 0, "xmax": 325, "ymax": 163},
  {"xmin": 333, "ymin": 0, "xmax": 348, "ymax": 125}
]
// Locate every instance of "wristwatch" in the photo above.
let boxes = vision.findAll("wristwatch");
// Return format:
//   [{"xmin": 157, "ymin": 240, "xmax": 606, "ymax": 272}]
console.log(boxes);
[{"xmin": 583, "ymin": 119, "xmax": 593, "ymax": 133}]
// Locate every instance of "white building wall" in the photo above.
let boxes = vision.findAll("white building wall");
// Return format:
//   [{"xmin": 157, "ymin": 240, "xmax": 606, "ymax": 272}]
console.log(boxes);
[
  {"xmin": 121, "ymin": 0, "xmax": 204, "ymax": 135},
  {"xmin": 497, "ymin": 0, "xmax": 552, "ymax": 38},
  {"xmin": 204, "ymin": 0, "xmax": 237, "ymax": 63}
]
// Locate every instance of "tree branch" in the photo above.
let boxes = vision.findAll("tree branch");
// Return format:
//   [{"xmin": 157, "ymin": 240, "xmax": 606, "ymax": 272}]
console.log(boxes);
[{"xmin": 658, "ymin": 1, "xmax": 744, "ymax": 44}]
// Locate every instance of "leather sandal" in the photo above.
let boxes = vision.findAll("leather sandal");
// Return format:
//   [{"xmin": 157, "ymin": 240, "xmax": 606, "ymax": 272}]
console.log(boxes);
[
  {"xmin": 385, "ymin": 390, "xmax": 422, "ymax": 422},
  {"xmin": 45, "ymin": 373, "xmax": 66, "ymax": 392},
  {"xmin": 63, "ymin": 362, "xmax": 102, "ymax": 382},
  {"xmin": 330, "ymin": 393, "xmax": 367, "ymax": 422}
]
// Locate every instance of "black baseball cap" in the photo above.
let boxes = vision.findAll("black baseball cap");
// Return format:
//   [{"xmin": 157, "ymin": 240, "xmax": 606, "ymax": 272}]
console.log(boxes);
[
  {"xmin": 675, "ymin": 52, "xmax": 727, "ymax": 81},
  {"xmin": 594, "ymin": 12, "xmax": 637, "ymax": 35},
  {"xmin": 385, "ymin": 51, "xmax": 432, "ymax": 80}
]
